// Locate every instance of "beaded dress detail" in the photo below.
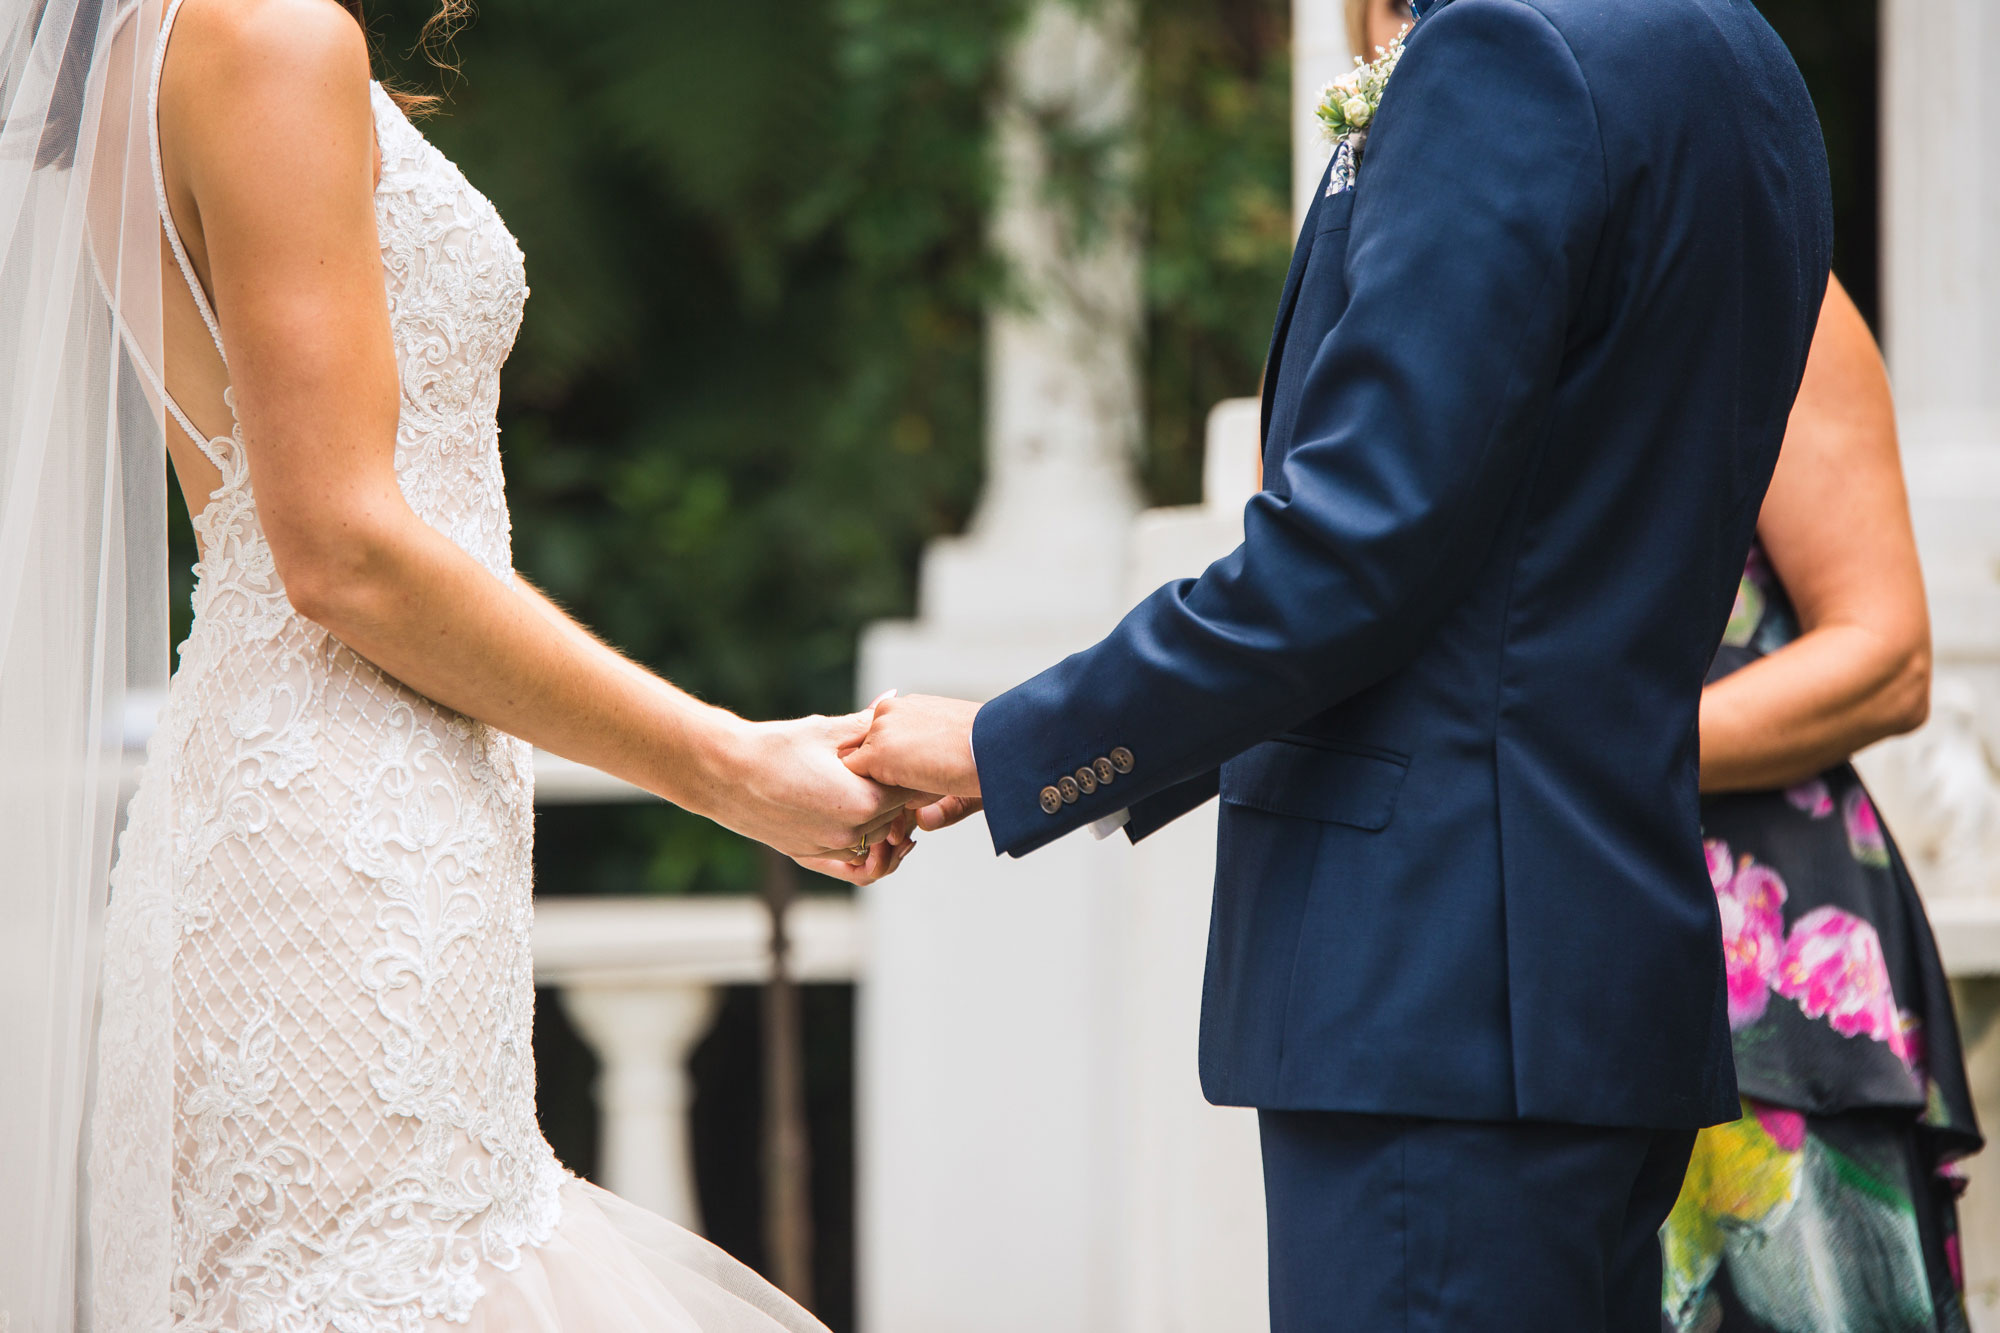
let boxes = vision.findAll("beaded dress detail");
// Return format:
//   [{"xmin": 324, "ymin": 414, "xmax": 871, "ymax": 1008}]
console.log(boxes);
[{"xmin": 89, "ymin": 7, "xmax": 825, "ymax": 1330}]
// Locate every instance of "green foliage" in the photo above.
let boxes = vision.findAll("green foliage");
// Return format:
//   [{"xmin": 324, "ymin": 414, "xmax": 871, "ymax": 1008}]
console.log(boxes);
[
  {"xmin": 366, "ymin": 0, "xmax": 1010, "ymax": 711},
  {"xmin": 1137, "ymin": 0, "xmax": 1292, "ymax": 505}
]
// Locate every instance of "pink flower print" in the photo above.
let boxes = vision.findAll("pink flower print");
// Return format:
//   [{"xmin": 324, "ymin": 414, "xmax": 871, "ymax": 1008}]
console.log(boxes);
[
  {"xmin": 1775, "ymin": 907, "xmax": 1908, "ymax": 1061},
  {"xmin": 1713, "ymin": 853, "xmax": 1787, "ymax": 1029},
  {"xmin": 1843, "ymin": 787, "xmax": 1890, "ymax": 868},
  {"xmin": 1785, "ymin": 778, "xmax": 1834, "ymax": 818},
  {"xmin": 1748, "ymin": 1100, "xmax": 1806, "ymax": 1153},
  {"xmin": 1705, "ymin": 838, "xmax": 1734, "ymax": 891},
  {"xmin": 1901, "ymin": 1015, "xmax": 1927, "ymax": 1084}
]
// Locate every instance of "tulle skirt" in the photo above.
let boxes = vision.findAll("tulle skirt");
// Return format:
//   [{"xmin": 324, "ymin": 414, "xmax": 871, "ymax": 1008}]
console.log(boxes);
[{"xmin": 460, "ymin": 1177, "xmax": 828, "ymax": 1333}]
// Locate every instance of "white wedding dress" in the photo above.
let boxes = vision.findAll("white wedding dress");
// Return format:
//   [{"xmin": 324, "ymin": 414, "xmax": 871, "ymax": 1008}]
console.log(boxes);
[{"xmin": 87, "ymin": 4, "xmax": 827, "ymax": 1329}]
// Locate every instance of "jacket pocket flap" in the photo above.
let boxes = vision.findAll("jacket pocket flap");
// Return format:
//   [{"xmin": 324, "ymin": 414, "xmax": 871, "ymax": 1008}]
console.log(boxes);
[
  {"xmin": 1219, "ymin": 738, "xmax": 1409, "ymax": 831},
  {"xmin": 1315, "ymin": 185, "xmax": 1357, "ymax": 235}
]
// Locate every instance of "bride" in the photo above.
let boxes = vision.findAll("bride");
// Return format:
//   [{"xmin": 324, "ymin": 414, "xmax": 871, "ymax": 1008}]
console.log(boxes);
[{"xmin": 0, "ymin": 0, "xmax": 919, "ymax": 1327}]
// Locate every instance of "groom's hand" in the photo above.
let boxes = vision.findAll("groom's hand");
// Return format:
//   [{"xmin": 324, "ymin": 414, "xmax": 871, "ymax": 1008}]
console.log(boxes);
[
  {"xmin": 844, "ymin": 694, "xmax": 985, "ymax": 832},
  {"xmin": 711, "ymin": 710, "xmax": 925, "ymax": 885}
]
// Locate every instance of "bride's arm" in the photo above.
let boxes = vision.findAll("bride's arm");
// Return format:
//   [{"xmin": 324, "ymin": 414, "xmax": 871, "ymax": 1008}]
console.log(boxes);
[
  {"xmin": 1697, "ymin": 276, "xmax": 1931, "ymax": 792},
  {"xmin": 158, "ymin": 0, "xmax": 912, "ymax": 873}
]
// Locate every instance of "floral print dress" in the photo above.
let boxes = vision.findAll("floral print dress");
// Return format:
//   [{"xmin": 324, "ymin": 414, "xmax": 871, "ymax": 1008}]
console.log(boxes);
[{"xmin": 1662, "ymin": 545, "xmax": 1982, "ymax": 1333}]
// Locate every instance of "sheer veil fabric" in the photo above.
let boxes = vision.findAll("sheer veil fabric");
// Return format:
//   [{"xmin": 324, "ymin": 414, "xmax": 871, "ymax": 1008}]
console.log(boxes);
[{"xmin": 0, "ymin": 0, "xmax": 170, "ymax": 1330}]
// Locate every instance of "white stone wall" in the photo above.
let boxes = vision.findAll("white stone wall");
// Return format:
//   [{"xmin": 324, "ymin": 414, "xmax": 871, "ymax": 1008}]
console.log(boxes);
[
  {"xmin": 1865, "ymin": 0, "xmax": 2000, "ymax": 907},
  {"xmin": 1865, "ymin": 1, "xmax": 2000, "ymax": 1323}
]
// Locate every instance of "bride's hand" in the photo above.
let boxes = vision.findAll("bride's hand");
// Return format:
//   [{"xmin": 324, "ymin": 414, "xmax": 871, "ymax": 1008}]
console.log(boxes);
[
  {"xmin": 698, "ymin": 709, "xmax": 927, "ymax": 882},
  {"xmin": 790, "ymin": 815, "xmax": 918, "ymax": 886}
]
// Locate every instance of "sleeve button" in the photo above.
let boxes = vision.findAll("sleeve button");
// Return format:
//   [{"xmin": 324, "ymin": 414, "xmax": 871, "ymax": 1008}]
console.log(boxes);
[
  {"xmin": 1093, "ymin": 757, "xmax": 1116, "ymax": 785},
  {"xmin": 1057, "ymin": 777, "xmax": 1081, "ymax": 804},
  {"xmin": 1040, "ymin": 786, "xmax": 1064, "ymax": 815},
  {"xmin": 1075, "ymin": 767, "xmax": 1099, "ymax": 794},
  {"xmin": 1109, "ymin": 747, "xmax": 1135, "ymax": 774}
]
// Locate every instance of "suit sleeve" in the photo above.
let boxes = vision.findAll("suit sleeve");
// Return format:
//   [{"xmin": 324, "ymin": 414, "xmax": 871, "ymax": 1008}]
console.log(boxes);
[{"xmin": 973, "ymin": 0, "xmax": 1608, "ymax": 857}]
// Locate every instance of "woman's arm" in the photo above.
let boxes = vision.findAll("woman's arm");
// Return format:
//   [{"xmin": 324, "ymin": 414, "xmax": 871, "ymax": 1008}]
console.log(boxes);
[
  {"xmin": 1698, "ymin": 276, "xmax": 1930, "ymax": 792},
  {"xmin": 158, "ymin": 0, "xmax": 912, "ymax": 875}
]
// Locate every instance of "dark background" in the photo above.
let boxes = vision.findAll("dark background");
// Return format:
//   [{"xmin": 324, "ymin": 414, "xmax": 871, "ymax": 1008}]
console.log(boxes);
[{"xmin": 160, "ymin": 2, "xmax": 1880, "ymax": 1327}]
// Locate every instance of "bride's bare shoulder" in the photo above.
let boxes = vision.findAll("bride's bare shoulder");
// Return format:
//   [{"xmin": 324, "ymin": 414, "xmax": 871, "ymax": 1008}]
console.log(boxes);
[
  {"xmin": 162, "ymin": 0, "xmax": 372, "ymax": 129},
  {"xmin": 159, "ymin": 0, "xmax": 376, "ymax": 197}
]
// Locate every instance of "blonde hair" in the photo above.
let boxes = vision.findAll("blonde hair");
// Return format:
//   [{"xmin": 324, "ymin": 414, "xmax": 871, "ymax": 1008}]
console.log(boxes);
[
  {"xmin": 1345, "ymin": 0, "xmax": 1371, "ymax": 64},
  {"xmin": 339, "ymin": 0, "xmax": 471, "ymax": 116}
]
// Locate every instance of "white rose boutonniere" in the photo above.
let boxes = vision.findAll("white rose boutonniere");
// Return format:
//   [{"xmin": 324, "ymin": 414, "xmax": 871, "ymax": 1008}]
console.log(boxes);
[{"xmin": 1316, "ymin": 26, "xmax": 1408, "ymax": 194}]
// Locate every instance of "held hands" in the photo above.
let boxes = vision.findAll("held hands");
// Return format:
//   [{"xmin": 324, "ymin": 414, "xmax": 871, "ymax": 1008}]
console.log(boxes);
[
  {"xmin": 709, "ymin": 707, "xmax": 924, "ymax": 886},
  {"xmin": 843, "ymin": 694, "xmax": 985, "ymax": 834},
  {"xmin": 709, "ymin": 692, "xmax": 984, "ymax": 887}
]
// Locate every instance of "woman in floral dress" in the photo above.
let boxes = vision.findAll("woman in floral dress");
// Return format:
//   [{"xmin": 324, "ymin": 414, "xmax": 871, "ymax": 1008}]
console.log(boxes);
[{"xmin": 1664, "ymin": 276, "xmax": 1982, "ymax": 1331}]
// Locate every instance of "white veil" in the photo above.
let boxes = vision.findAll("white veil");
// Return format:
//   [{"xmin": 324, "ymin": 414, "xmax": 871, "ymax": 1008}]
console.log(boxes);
[{"xmin": 0, "ymin": 0, "xmax": 168, "ymax": 1328}]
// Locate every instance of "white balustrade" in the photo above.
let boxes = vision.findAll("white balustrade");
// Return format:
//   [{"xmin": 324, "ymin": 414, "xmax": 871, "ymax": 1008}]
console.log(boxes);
[{"xmin": 557, "ymin": 982, "xmax": 715, "ymax": 1227}]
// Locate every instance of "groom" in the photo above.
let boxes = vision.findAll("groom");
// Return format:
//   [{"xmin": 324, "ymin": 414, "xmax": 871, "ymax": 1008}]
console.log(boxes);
[{"xmin": 850, "ymin": 0, "xmax": 1831, "ymax": 1327}]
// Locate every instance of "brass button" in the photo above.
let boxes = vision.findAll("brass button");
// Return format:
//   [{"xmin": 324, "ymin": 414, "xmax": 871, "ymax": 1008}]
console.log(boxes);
[
  {"xmin": 1075, "ymin": 767, "xmax": 1098, "ymax": 795},
  {"xmin": 1093, "ymin": 757, "xmax": 1116, "ymax": 785},
  {"xmin": 1109, "ymin": 746, "xmax": 1135, "ymax": 774},
  {"xmin": 1057, "ymin": 776, "xmax": 1081, "ymax": 804},
  {"xmin": 1040, "ymin": 786, "xmax": 1064, "ymax": 815}
]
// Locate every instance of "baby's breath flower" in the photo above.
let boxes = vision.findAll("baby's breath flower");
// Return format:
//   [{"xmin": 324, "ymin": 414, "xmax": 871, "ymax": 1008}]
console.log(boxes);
[{"xmin": 1315, "ymin": 25, "xmax": 1408, "ymax": 147}]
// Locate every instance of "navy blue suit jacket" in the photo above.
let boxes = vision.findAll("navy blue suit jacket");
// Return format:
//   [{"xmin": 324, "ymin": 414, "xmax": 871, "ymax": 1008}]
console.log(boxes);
[{"xmin": 972, "ymin": 0, "xmax": 1830, "ymax": 1130}]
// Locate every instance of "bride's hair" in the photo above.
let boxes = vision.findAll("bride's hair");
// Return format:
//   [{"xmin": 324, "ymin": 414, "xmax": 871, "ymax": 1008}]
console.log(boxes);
[
  {"xmin": 1344, "ymin": 0, "xmax": 1370, "ymax": 64},
  {"xmin": 338, "ymin": 0, "xmax": 470, "ymax": 116}
]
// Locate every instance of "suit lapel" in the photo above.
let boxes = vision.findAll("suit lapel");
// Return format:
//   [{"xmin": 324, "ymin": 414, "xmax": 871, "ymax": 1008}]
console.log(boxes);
[{"xmin": 1259, "ymin": 162, "xmax": 1334, "ymax": 450}]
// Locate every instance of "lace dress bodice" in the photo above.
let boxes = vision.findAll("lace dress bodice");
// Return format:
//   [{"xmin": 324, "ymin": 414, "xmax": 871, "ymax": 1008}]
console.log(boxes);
[{"xmin": 99, "ymin": 21, "xmax": 568, "ymax": 1325}]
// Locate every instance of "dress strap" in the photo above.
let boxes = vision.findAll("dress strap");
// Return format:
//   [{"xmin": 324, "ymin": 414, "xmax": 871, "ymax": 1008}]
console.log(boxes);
[{"xmin": 147, "ymin": 0, "xmax": 232, "ymax": 455}]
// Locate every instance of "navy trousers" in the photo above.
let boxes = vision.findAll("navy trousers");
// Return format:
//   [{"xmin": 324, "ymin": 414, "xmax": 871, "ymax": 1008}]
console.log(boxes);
[{"xmin": 1258, "ymin": 1110, "xmax": 1696, "ymax": 1333}]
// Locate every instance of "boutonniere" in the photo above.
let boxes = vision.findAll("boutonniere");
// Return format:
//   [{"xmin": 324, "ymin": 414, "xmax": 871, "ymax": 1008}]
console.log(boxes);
[{"xmin": 1315, "ymin": 27, "xmax": 1408, "ymax": 195}]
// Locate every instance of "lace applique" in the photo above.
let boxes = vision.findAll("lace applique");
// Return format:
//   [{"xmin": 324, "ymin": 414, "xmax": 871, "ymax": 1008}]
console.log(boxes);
[
  {"xmin": 373, "ymin": 86, "xmax": 525, "ymax": 584},
  {"xmin": 100, "ymin": 78, "xmax": 561, "ymax": 1333}
]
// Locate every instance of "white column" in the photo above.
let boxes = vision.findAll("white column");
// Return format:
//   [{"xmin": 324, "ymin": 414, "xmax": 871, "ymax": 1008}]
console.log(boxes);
[
  {"xmin": 558, "ymin": 983, "xmax": 717, "ymax": 1231},
  {"xmin": 917, "ymin": 0, "xmax": 1143, "ymax": 631},
  {"xmin": 856, "ymin": 4, "xmax": 1142, "ymax": 1330},
  {"xmin": 1861, "ymin": 0, "xmax": 2000, "ymax": 907},
  {"xmin": 1880, "ymin": 0, "xmax": 1999, "ymax": 457},
  {"xmin": 1291, "ymin": 0, "xmax": 1353, "ymax": 225},
  {"xmin": 1866, "ymin": 3, "xmax": 2000, "ymax": 1324}
]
